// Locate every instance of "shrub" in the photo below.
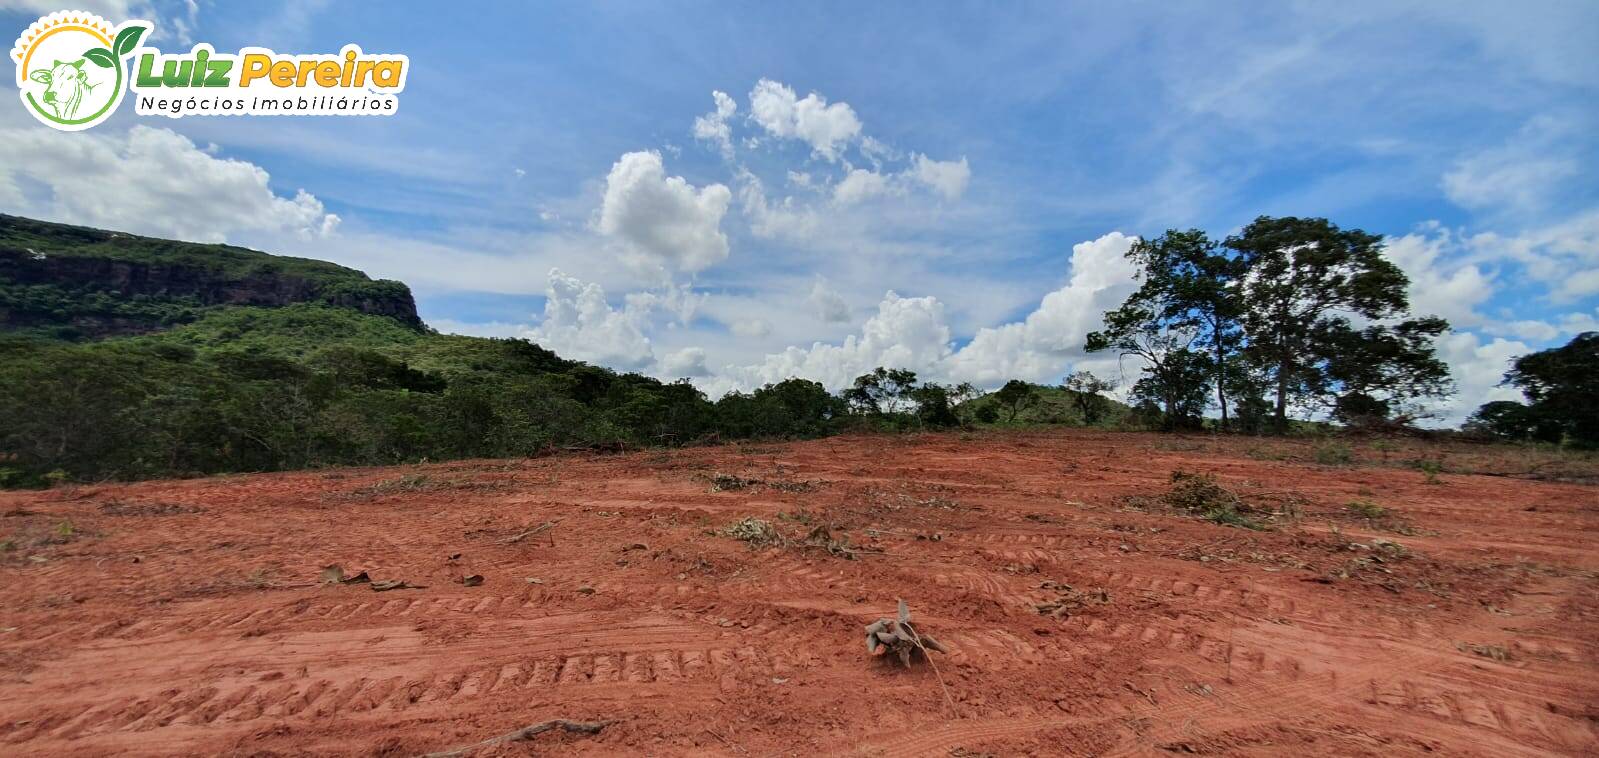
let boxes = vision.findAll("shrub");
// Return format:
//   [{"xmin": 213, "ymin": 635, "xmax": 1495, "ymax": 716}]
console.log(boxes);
[
  {"xmin": 1162, "ymin": 471, "xmax": 1263, "ymax": 530},
  {"xmin": 1345, "ymin": 499, "xmax": 1387, "ymax": 519},
  {"xmin": 1314, "ymin": 441, "xmax": 1353, "ymax": 466}
]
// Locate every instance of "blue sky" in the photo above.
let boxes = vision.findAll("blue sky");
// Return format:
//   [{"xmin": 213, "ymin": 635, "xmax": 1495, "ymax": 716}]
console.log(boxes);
[{"xmin": 4, "ymin": 1, "xmax": 1597, "ymax": 424}]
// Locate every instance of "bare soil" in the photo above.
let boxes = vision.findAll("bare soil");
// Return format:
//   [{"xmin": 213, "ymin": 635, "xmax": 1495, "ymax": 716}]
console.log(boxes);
[{"xmin": 1, "ymin": 430, "xmax": 1595, "ymax": 756}]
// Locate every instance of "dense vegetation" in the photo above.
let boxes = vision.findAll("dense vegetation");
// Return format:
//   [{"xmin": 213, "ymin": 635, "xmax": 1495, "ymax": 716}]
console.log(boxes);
[
  {"xmin": 0, "ymin": 214, "xmax": 419, "ymax": 339},
  {"xmin": 1465, "ymin": 333, "xmax": 1598, "ymax": 448},
  {"xmin": 2, "ymin": 214, "xmax": 1592, "ymax": 486}
]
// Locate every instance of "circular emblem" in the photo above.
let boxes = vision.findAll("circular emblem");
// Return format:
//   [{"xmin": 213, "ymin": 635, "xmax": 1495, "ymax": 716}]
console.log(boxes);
[{"xmin": 10, "ymin": 11, "xmax": 149, "ymax": 131}]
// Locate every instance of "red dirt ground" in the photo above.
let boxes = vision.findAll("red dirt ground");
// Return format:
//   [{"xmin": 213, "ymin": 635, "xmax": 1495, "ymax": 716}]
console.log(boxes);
[{"xmin": 1, "ymin": 429, "xmax": 1595, "ymax": 756}]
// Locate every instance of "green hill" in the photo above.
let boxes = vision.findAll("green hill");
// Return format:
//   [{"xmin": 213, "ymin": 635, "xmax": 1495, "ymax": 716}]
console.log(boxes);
[
  {"xmin": 0, "ymin": 214, "xmax": 421, "ymax": 340},
  {"xmin": 0, "ymin": 216, "xmax": 779, "ymax": 486},
  {"xmin": 961, "ymin": 383, "xmax": 1134, "ymax": 427}
]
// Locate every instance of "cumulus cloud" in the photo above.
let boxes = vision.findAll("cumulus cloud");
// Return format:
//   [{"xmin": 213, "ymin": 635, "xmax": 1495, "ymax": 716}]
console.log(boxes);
[
  {"xmin": 525, "ymin": 269, "xmax": 654, "ymax": 370},
  {"xmin": 0, "ymin": 125, "xmax": 339, "ymax": 243},
  {"xmin": 909, "ymin": 154, "xmax": 971, "ymax": 200},
  {"xmin": 660, "ymin": 347, "xmax": 710, "ymax": 377},
  {"xmin": 808, "ymin": 278, "xmax": 852, "ymax": 322},
  {"xmin": 710, "ymin": 232, "xmax": 1139, "ymax": 393},
  {"xmin": 947, "ymin": 232, "xmax": 1141, "ymax": 385},
  {"xmin": 1383, "ymin": 226, "xmax": 1495, "ymax": 327},
  {"xmin": 597, "ymin": 151, "xmax": 731, "ymax": 274},
  {"xmin": 747, "ymin": 79, "xmax": 862, "ymax": 162},
  {"xmin": 721, "ymin": 291, "xmax": 952, "ymax": 391},
  {"xmin": 832, "ymin": 168, "xmax": 895, "ymax": 205},
  {"xmin": 692, "ymin": 90, "xmax": 738, "ymax": 160},
  {"xmin": 1431, "ymin": 331, "xmax": 1531, "ymax": 425}
]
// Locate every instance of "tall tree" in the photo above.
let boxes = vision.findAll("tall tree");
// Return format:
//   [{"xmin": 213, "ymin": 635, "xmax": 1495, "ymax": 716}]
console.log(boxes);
[
  {"xmin": 1127, "ymin": 348, "xmax": 1212, "ymax": 430},
  {"xmin": 1124, "ymin": 230, "xmax": 1246, "ymax": 428},
  {"xmin": 1086, "ymin": 300, "xmax": 1210, "ymax": 426},
  {"xmin": 843, "ymin": 367, "xmax": 918, "ymax": 415},
  {"xmin": 1063, "ymin": 370, "xmax": 1116, "ymax": 424},
  {"xmin": 992, "ymin": 379, "xmax": 1038, "ymax": 422},
  {"xmin": 1318, "ymin": 316, "xmax": 1452, "ymax": 426},
  {"xmin": 1225, "ymin": 216, "xmax": 1420, "ymax": 432},
  {"xmin": 1499, "ymin": 332, "xmax": 1599, "ymax": 447}
]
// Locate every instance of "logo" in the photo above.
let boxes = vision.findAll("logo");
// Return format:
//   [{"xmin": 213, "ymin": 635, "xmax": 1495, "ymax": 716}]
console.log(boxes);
[
  {"xmin": 11, "ymin": 11, "xmax": 148, "ymax": 131},
  {"xmin": 12, "ymin": 9, "xmax": 408, "ymax": 131}
]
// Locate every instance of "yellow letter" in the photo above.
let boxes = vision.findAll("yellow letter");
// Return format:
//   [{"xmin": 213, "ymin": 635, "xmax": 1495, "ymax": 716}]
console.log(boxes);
[
  {"xmin": 269, "ymin": 60, "xmax": 296, "ymax": 87},
  {"xmin": 239, "ymin": 53, "xmax": 270, "ymax": 86},
  {"xmin": 372, "ymin": 61, "xmax": 403, "ymax": 88},
  {"xmin": 314, "ymin": 60, "xmax": 340, "ymax": 88}
]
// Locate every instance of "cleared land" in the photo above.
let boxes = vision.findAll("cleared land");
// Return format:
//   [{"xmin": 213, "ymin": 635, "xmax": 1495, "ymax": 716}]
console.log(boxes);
[{"xmin": 0, "ymin": 430, "xmax": 1595, "ymax": 756}]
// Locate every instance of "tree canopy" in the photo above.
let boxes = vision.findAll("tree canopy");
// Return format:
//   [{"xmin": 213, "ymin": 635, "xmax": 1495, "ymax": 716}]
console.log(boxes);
[{"xmin": 1088, "ymin": 217, "xmax": 1452, "ymax": 431}]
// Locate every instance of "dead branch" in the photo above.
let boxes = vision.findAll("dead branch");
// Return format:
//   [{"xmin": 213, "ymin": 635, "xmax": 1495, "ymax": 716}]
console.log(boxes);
[
  {"xmin": 420, "ymin": 718, "xmax": 614, "ymax": 758},
  {"xmin": 502, "ymin": 518, "xmax": 563, "ymax": 544}
]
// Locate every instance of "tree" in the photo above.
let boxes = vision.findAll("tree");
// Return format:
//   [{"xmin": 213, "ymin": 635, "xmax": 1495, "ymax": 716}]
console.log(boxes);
[
  {"xmin": 1318, "ymin": 316, "xmax": 1453, "ymax": 426},
  {"xmin": 843, "ymin": 368, "xmax": 919, "ymax": 415},
  {"xmin": 992, "ymin": 379, "xmax": 1038, "ymax": 422},
  {"xmin": 1491, "ymin": 332, "xmax": 1599, "ymax": 447},
  {"xmin": 1063, "ymin": 370, "xmax": 1116, "ymax": 424},
  {"xmin": 910, "ymin": 383, "xmax": 961, "ymax": 428},
  {"xmin": 1128, "ymin": 348, "xmax": 1212, "ymax": 430},
  {"xmin": 1124, "ymin": 230, "xmax": 1246, "ymax": 428},
  {"xmin": 1464, "ymin": 400, "xmax": 1562, "ymax": 443},
  {"xmin": 1226, "ymin": 216, "xmax": 1432, "ymax": 432},
  {"xmin": 1086, "ymin": 300, "xmax": 1210, "ymax": 426}
]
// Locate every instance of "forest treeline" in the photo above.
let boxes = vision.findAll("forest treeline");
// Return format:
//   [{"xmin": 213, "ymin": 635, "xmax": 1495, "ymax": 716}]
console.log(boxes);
[{"xmin": 0, "ymin": 215, "xmax": 1593, "ymax": 486}]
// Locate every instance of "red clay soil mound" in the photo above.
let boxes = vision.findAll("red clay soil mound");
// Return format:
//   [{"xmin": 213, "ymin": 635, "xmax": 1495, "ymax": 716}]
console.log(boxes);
[{"xmin": 1, "ymin": 429, "xmax": 1595, "ymax": 756}]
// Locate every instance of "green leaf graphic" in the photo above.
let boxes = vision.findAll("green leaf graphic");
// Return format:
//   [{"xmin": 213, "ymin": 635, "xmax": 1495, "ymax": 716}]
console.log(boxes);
[
  {"xmin": 113, "ymin": 25, "xmax": 146, "ymax": 57},
  {"xmin": 83, "ymin": 48, "xmax": 115, "ymax": 68}
]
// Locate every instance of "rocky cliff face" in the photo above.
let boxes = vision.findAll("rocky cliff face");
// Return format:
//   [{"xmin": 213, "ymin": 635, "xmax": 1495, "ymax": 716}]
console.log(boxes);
[{"xmin": 0, "ymin": 215, "xmax": 422, "ymax": 338}]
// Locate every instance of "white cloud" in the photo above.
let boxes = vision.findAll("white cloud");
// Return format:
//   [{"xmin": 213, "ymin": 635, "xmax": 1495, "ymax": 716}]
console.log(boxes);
[
  {"xmin": 1465, "ymin": 209, "xmax": 1599, "ymax": 302},
  {"xmin": 832, "ymin": 168, "xmax": 895, "ymax": 205},
  {"xmin": 692, "ymin": 90, "xmax": 738, "ymax": 160},
  {"xmin": 909, "ymin": 154, "xmax": 971, "ymax": 201},
  {"xmin": 720, "ymin": 291, "xmax": 952, "ymax": 391},
  {"xmin": 525, "ymin": 269, "xmax": 654, "ymax": 370},
  {"xmin": 1383, "ymin": 226, "xmax": 1495, "ymax": 327},
  {"xmin": 1559, "ymin": 309, "xmax": 1599, "ymax": 335},
  {"xmin": 747, "ymin": 79, "xmax": 862, "ymax": 162},
  {"xmin": 1483, "ymin": 320, "xmax": 1559, "ymax": 342},
  {"xmin": 597, "ymin": 151, "xmax": 731, "ymax": 274},
  {"xmin": 730, "ymin": 318, "xmax": 773, "ymax": 338},
  {"xmin": 0, "ymin": 125, "xmax": 338, "ymax": 243},
  {"xmin": 807, "ymin": 278, "xmax": 851, "ymax": 323},
  {"xmin": 948, "ymin": 232, "xmax": 1140, "ymax": 385},
  {"xmin": 1441, "ymin": 117, "xmax": 1578, "ymax": 216},
  {"xmin": 1430, "ymin": 331, "xmax": 1531, "ymax": 426},
  {"xmin": 660, "ymin": 347, "xmax": 710, "ymax": 377},
  {"xmin": 709, "ymin": 232, "xmax": 1139, "ymax": 393},
  {"xmin": 736, "ymin": 169, "xmax": 818, "ymax": 241}
]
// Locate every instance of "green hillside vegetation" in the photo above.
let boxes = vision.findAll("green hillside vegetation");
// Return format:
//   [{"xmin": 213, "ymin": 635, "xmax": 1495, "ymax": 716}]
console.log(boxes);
[
  {"xmin": 0, "ymin": 214, "xmax": 419, "ymax": 339},
  {"xmin": 4, "ymin": 214, "xmax": 1593, "ymax": 487},
  {"xmin": 960, "ymin": 383, "xmax": 1134, "ymax": 427}
]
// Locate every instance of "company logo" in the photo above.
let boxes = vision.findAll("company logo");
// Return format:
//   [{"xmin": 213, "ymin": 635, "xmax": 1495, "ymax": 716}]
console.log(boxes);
[
  {"xmin": 11, "ymin": 11, "xmax": 147, "ymax": 131},
  {"xmin": 12, "ymin": 9, "xmax": 408, "ymax": 131}
]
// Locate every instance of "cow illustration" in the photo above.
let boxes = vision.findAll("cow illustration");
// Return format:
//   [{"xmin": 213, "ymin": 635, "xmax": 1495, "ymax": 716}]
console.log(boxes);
[{"xmin": 29, "ymin": 59, "xmax": 96, "ymax": 120}]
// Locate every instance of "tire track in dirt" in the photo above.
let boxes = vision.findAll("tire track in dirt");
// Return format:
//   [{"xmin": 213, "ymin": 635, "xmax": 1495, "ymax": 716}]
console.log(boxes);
[{"xmin": 0, "ymin": 610, "xmax": 785, "ymax": 747}]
